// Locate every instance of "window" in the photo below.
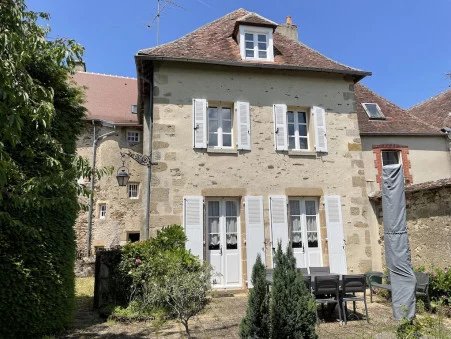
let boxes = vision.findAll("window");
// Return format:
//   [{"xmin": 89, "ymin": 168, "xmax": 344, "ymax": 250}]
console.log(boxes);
[
  {"xmin": 287, "ymin": 111, "xmax": 309, "ymax": 150},
  {"xmin": 382, "ymin": 150, "xmax": 401, "ymax": 166},
  {"xmin": 362, "ymin": 103, "xmax": 385, "ymax": 119},
  {"xmin": 289, "ymin": 199, "xmax": 319, "ymax": 249},
  {"xmin": 239, "ymin": 25, "xmax": 274, "ymax": 61},
  {"xmin": 131, "ymin": 104, "xmax": 138, "ymax": 114},
  {"xmin": 127, "ymin": 131, "xmax": 140, "ymax": 144},
  {"xmin": 99, "ymin": 203, "xmax": 107, "ymax": 219},
  {"xmin": 127, "ymin": 232, "xmax": 140, "ymax": 242},
  {"xmin": 207, "ymin": 106, "xmax": 232, "ymax": 148},
  {"xmin": 128, "ymin": 183, "xmax": 139, "ymax": 199}
]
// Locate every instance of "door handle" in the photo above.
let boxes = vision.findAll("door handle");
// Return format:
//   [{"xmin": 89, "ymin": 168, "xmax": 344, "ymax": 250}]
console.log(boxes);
[{"xmin": 220, "ymin": 245, "xmax": 223, "ymax": 255}]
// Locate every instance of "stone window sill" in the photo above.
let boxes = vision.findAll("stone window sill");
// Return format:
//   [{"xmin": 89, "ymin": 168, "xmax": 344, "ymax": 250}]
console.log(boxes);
[
  {"xmin": 288, "ymin": 150, "xmax": 317, "ymax": 157},
  {"xmin": 207, "ymin": 147, "xmax": 238, "ymax": 154}
]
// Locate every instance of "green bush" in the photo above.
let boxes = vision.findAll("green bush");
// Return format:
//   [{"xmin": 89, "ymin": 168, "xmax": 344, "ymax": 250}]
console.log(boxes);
[
  {"xmin": 429, "ymin": 267, "xmax": 451, "ymax": 304},
  {"xmin": 240, "ymin": 254, "xmax": 270, "ymax": 339},
  {"xmin": 0, "ymin": 1, "xmax": 85, "ymax": 336},
  {"xmin": 270, "ymin": 243, "xmax": 317, "ymax": 339}
]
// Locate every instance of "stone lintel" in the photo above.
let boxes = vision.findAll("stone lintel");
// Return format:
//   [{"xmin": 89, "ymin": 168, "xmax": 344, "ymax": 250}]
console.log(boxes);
[
  {"xmin": 201, "ymin": 187, "xmax": 247, "ymax": 197},
  {"xmin": 285, "ymin": 187, "xmax": 323, "ymax": 197}
]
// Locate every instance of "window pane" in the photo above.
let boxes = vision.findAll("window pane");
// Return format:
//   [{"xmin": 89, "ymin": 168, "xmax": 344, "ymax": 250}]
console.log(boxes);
[
  {"xmin": 305, "ymin": 201, "xmax": 316, "ymax": 215},
  {"xmin": 258, "ymin": 42, "xmax": 267, "ymax": 50},
  {"xmin": 221, "ymin": 108, "xmax": 232, "ymax": 120},
  {"xmin": 208, "ymin": 120, "xmax": 218, "ymax": 132},
  {"xmin": 306, "ymin": 216, "xmax": 317, "ymax": 232},
  {"xmin": 208, "ymin": 202, "xmax": 220, "ymax": 216},
  {"xmin": 246, "ymin": 49, "xmax": 254, "ymax": 57},
  {"xmin": 208, "ymin": 133, "xmax": 218, "ymax": 147},
  {"xmin": 288, "ymin": 123, "xmax": 295, "ymax": 136},
  {"xmin": 291, "ymin": 216, "xmax": 301, "ymax": 232},
  {"xmin": 288, "ymin": 137, "xmax": 296, "ymax": 150},
  {"xmin": 258, "ymin": 51, "xmax": 267, "ymax": 59},
  {"xmin": 222, "ymin": 120, "xmax": 231, "ymax": 133},
  {"xmin": 289, "ymin": 200, "xmax": 301, "ymax": 215},
  {"xmin": 292, "ymin": 232, "xmax": 302, "ymax": 248},
  {"xmin": 258, "ymin": 34, "xmax": 266, "ymax": 42},
  {"xmin": 307, "ymin": 232, "xmax": 318, "ymax": 248},
  {"xmin": 287, "ymin": 112, "xmax": 294, "ymax": 122},
  {"xmin": 299, "ymin": 138, "xmax": 308, "ymax": 150},
  {"xmin": 209, "ymin": 234, "xmax": 220, "ymax": 250},
  {"xmin": 382, "ymin": 151, "xmax": 399, "ymax": 166},
  {"xmin": 245, "ymin": 33, "xmax": 253, "ymax": 41},
  {"xmin": 245, "ymin": 41, "xmax": 254, "ymax": 49},
  {"xmin": 226, "ymin": 233, "xmax": 238, "ymax": 249},
  {"xmin": 299, "ymin": 124, "xmax": 307, "ymax": 137},
  {"xmin": 209, "ymin": 217, "xmax": 220, "ymax": 233},
  {"xmin": 208, "ymin": 107, "xmax": 218, "ymax": 119},
  {"xmin": 363, "ymin": 103, "xmax": 384, "ymax": 119},
  {"xmin": 298, "ymin": 112, "xmax": 307, "ymax": 123},
  {"xmin": 226, "ymin": 201, "xmax": 237, "ymax": 216},
  {"xmin": 223, "ymin": 134, "xmax": 232, "ymax": 147}
]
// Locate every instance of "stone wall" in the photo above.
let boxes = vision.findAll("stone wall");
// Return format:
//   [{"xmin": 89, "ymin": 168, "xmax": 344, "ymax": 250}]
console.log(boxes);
[
  {"xmin": 148, "ymin": 62, "xmax": 383, "ymax": 280},
  {"xmin": 374, "ymin": 183, "xmax": 451, "ymax": 269},
  {"xmin": 75, "ymin": 123, "xmax": 146, "ymax": 257}
]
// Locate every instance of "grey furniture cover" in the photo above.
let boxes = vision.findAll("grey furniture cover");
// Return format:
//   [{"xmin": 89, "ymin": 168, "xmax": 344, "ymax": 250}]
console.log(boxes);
[{"xmin": 382, "ymin": 164, "xmax": 416, "ymax": 320}]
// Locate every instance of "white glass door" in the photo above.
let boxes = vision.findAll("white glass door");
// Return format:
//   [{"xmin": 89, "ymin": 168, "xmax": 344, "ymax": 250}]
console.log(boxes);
[{"xmin": 207, "ymin": 199, "xmax": 241, "ymax": 288}]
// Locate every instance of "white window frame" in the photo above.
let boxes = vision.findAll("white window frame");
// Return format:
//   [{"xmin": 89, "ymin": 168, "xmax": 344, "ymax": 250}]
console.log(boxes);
[
  {"xmin": 207, "ymin": 105, "xmax": 233, "ymax": 149},
  {"xmin": 239, "ymin": 25, "xmax": 274, "ymax": 61},
  {"xmin": 362, "ymin": 102, "xmax": 385, "ymax": 119},
  {"xmin": 287, "ymin": 110, "xmax": 309, "ymax": 151},
  {"xmin": 381, "ymin": 150, "xmax": 402, "ymax": 166},
  {"xmin": 127, "ymin": 182, "xmax": 139, "ymax": 199},
  {"xmin": 127, "ymin": 130, "xmax": 140, "ymax": 144},
  {"xmin": 99, "ymin": 203, "xmax": 107, "ymax": 219}
]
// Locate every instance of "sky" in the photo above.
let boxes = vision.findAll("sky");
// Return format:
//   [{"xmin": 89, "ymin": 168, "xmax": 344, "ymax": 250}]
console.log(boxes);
[{"xmin": 27, "ymin": 0, "xmax": 451, "ymax": 109}]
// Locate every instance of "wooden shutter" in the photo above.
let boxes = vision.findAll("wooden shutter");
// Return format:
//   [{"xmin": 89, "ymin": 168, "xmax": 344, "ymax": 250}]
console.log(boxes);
[
  {"xmin": 236, "ymin": 101, "xmax": 251, "ymax": 150},
  {"xmin": 193, "ymin": 99, "xmax": 207, "ymax": 148},
  {"xmin": 245, "ymin": 196, "xmax": 265, "ymax": 287},
  {"xmin": 273, "ymin": 104, "xmax": 288, "ymax": 150},
  {"xmin": 324, "ymin": 195, "xmax": 347, "ymax": 274},
  {"xmin": 183, "ymin": 196, "xmax": 204, "ymax": 259},
  {"xmin": 269, "ymin": 195, "xmax": 289, "ymax": 261},
  {"xmin": 312, "ymin": 106, "xmax": 327, "ymax": 152}
]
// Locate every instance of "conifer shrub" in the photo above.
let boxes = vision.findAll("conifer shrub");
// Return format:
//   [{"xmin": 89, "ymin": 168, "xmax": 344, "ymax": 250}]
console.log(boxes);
[{"xmin": 240, "ymin": 254, "xmax": 270, "ymax": 339}]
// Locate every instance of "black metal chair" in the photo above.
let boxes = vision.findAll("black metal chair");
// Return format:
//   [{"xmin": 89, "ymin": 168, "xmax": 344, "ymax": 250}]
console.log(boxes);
[
  {"xmin": 341, "ymin": 274, "xmax": 369, "ymax": 324},
  {"xmin": 310, "ymin": 266, "xmax": 330, "ymax": 275},
  {"xmin": 415, "ymin": 272, "xmax": 431, "ymax": 308},
  {"xmin": 313, "ymin": 275, "xmax": 341, "ymax": 323},
  {"xmin": 366, "ymin": 271, "xmax": 391, "ymax": 302}
]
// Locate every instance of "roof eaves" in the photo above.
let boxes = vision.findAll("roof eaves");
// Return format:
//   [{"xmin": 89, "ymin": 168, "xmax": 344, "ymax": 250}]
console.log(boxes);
[{"xmin": 360, "ymin": 131, "xmax": 444, "ymax": 137}]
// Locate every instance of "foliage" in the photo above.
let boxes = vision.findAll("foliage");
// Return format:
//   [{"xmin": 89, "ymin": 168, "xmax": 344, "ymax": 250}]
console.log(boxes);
[
  {"xmin": 0, "ymin": 0, "xmax": 87, "ymax": 336},
  {"xmin": 240, "ymin": 254, "xmax": 270, "ymax": 339},
  {"xmin": 429, "ymin": 267, "xmax": 451, "ymax": 304},
  {"xmin": 270, "ymin": 243, "xmax": 317, "ymax": 339}
]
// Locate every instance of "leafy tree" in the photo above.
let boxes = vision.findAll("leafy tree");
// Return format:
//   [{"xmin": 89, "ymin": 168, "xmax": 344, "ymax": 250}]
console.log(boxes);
[
  {"xmin": 0, "ymin": 0, "xmax": 86, "ymax": 336},
  {"xmin": 270, "ymin": 243, "xmax": 317, "ymax": 339},
  {"xmin": 240, "ymin": 254, "xmax": 270, "ymax": 339}
]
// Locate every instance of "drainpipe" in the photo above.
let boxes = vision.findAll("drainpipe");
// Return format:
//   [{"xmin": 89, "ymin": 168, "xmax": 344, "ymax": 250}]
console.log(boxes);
[{"xmin": 87, "ymin": 121, "xmax": 117, "ymax": 257}]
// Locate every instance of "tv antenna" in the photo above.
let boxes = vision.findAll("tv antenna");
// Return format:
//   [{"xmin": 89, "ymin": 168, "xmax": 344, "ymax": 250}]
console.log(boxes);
[{"xmin": 148, "ymin": 0, "xmax": 186, "ymax": 45}]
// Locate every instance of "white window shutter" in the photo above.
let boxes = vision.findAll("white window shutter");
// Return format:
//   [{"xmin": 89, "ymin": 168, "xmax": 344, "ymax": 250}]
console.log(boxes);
[
  {"xmin": 324, "ymin": 195, "xmax": 347, "ymax": 274},
  {"xmin": 236, "ymin": 101, "xmax": 251, "ymax": 150},
  {"xmin": 312, "ymin": 106, "xmax": 327, "ymax": 152},
  {"xmin": 245, "ymin": 196, "xmax": 265, "ymax": 287},
  {"xmin": 183, "ymin": 196, "xmax": 204, "ymax": 260},
  {"xmin": 273, "ymin": 104, "xmax": 288, "ymax": 150},
  {"xmin": 193, "ymin": 99, "xmax": 207, "ymax": 148},
  {"xmin": 269, "ymin": 195, "xmax": 289, "ymax": 260}
]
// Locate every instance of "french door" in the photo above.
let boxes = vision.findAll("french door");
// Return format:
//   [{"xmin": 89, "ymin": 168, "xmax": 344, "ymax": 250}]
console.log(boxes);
[
  {"xmin": 207, "ymin": 199, "xmax": 241, "ymax": 288},
  {"xmin": 288, "ymin": 199, "xmax": 322, "ymax": 269}
]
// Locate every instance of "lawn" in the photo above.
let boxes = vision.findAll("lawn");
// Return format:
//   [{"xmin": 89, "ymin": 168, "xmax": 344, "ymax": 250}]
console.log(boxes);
[{"xmin": 63, "ymin": 277, "xmax": 450, "ymax": 338}]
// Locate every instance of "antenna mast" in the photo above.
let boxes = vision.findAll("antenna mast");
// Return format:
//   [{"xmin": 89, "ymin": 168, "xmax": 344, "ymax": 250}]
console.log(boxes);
[
  {"xmin": 156, "ymin": 0, "xmax": 161, "ymax": 45},
  {"xmin": 149, "ymin": 0, "xmax": 185, "ymax": 46}
]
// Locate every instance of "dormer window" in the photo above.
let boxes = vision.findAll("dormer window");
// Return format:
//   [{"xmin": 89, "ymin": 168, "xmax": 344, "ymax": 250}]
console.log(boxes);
[{"xmin": 239, "ymin": 25, "xmax": 274, "ymax": 61}]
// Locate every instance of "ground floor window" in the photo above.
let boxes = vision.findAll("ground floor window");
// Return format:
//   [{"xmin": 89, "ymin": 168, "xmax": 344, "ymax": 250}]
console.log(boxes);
[{"xmin": 127, "ymin": 232, "xmax": 140, "ymax": 242}]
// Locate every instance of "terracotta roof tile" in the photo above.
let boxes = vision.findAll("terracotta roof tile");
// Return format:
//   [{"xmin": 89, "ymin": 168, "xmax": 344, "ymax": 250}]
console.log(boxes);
[
  {"xmin": 355, "ymin": 84, "xmax": 440, "ymax": 135},
  {"xmin": 408, "ymin": 89, "xmax": 451, "ymax": 129},
  {"xmin": 138, "ymin": 9, "xmax": 369, "ymax": 78},
  {"xmin": 72, "ymin": 72, "xmax": 139, "ymax": 125}
]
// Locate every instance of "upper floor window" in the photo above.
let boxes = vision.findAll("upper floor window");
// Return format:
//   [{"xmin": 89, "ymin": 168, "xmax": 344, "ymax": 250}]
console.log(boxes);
[
  {"xmin": 362, "ymin": 103, "xmax": 385, "ymax": 120},
  {"xmin": 99, "ymin": 203, "xmax": 107, "ymax": 219},
  {"xmin": 382, "ymin": 150, "xmax": 401, "ymax": 166},
  {"xmin": 127, "ymin": 131, "xmax": 140, "ymax": 144},
  {"xmin": 128, "ymin": 182, "xmax": 139, "ymax": 199},
  {"xmin": 287, "ymin": 111, "xmax": 309, "ymax": 150},
  {"xmin": 239, "ymin": 25, "xmax": 274, "ymax": 61},
  {"xmin": 208, "ymin": 106, "xmax": 232, "ymax": 148}
]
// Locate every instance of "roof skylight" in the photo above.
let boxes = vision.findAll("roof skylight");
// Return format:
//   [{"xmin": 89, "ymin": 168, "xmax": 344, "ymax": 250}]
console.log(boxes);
[{"xmin": 362, "ymin": 103, "xmax": 385, "ymax": 119}]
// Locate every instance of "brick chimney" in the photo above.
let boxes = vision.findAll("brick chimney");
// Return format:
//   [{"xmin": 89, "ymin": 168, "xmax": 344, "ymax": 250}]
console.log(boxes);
[{"xmin": 275, "ymin": 16, "xmax": 299, "ymax": 41}]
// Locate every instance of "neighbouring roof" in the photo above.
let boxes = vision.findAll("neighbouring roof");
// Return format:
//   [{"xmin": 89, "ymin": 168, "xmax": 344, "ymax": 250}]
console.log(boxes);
[
  {"xmin": 369, "ymin": 177, "xmax": 451, "ymax": 200},
  {"xmin": 137, "ymin": 8, "xmax": 370, "ymax": 79},
  {"xmin": 355, "ymin": 84, "xmax": 441, "ymax": 136},
  {"xmin": 408, "ymin": 89, "xmax": 451, "ymax": 130},
  {"xmin": 72, "ymin": 72, "xmax": 139, "ymax": 125}
]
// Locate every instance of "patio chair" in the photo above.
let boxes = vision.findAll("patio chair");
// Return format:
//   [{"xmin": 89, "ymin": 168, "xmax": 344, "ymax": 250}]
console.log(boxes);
[
  {"xmin": 415, "ymin": 272, "xmax": 431, "ymax": 308},
  {"xmin": 303, "ymin": 274, "xmax": 312, "ymax": 293},
  {"xmin": 297, "ymin": 267, "xmax": 309, "ymax": 276},
  {"xmin": 310, "ymin": 266, "xmax": 330, "ymax": 275},
  {"xmin": 366, "ymin": 271, "xmax": 391, "ymax": 302},
  {"xmin": 341, "ymin": 275, "xmax": 369, "ymax": 324},
  {"xmin": 313, "ymin": 275, "xmax": 342, "ymax": 324}
]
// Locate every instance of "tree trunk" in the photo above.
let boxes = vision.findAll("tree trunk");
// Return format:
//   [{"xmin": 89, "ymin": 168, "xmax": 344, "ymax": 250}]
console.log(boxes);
[{"xmin": 182, "ymin": 320, "xmax": 191, "ymax": 339}]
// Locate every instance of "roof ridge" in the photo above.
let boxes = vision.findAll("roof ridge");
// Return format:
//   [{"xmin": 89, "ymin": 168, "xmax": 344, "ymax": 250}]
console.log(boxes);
[
  {"xmin": 408, "ymin": 88, "xmax": 451, "ymax": 111},
  {"xmin": 138, "ymin": 8, "xmax": 249, "ymax": 54},
  {"xmin": 76, "ymin": 71, "xmax": 136, "ymax": 80}
]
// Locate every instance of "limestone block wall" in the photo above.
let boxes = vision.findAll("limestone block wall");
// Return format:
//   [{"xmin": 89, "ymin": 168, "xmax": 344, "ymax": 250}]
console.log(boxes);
[
  {"xmin": 148, "ymin": 62, "xmax": 382, "ymax": 275},
  {"xmin": 75, "ymin": 124, "xmax": 146, "ymax": 256},
  {"xmin": 374, "ymin": 185, "xmax": 451, "ymax": 269}
]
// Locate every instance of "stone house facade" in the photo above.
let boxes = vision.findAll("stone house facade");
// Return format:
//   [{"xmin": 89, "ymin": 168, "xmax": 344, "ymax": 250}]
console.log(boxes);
[{"xmin": 135, "ymin": 9, "xmax": 383, "ymax": 288}]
